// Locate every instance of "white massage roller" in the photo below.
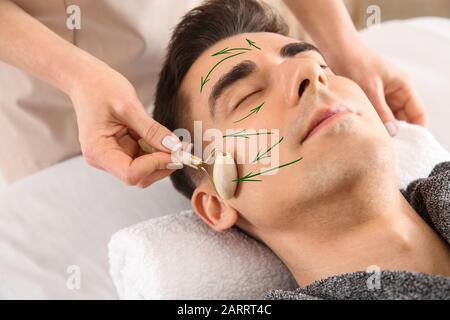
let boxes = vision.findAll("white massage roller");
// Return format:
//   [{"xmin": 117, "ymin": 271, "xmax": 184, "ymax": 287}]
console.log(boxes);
[{"xmin": 138, "ymin": 139, "xmax": 238, "ymax": 199}]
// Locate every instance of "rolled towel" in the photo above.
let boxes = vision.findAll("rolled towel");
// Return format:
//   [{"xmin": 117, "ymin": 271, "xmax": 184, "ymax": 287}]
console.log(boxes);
[
  {"xmin": 108, "ymin": 210, "xmax": 297, "ymax": 299},
  {"xmin": 108, "ymin": 121, "xmax": 450, "ymax": 299},
  {"xmin": 393, "ymin": 121, "xmax": 450, "ymax": 189}
]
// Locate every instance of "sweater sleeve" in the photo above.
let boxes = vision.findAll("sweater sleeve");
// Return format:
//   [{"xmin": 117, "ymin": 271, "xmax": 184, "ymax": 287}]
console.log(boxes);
[{"xmin": 401, "ymin": 162, "xmax": 450, "ymax": 244}]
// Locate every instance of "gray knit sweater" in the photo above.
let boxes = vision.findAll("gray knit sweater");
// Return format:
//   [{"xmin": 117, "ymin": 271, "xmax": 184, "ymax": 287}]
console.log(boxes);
[{"xmin": 264, "ymin": 162, "xmax": 450, "ymax": 300}]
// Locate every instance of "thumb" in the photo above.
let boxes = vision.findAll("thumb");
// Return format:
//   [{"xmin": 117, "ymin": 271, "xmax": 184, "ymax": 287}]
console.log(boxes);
[
  {"xmin": 367, "ymin": 84, "xmax": 398, "ymax": 137},
  {"xmin": 95, "ymin": 145, "xmax": 174, "ymax": 186},
  {"xmin": 122, "ymin": 102, "xmax": 182, "ymax": 153}
]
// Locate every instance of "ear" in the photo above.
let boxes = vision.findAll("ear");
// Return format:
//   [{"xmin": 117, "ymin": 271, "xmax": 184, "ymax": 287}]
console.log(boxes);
[{"xmin": 191, "ymin": 182, "xmax": 238, "ymax": 232}]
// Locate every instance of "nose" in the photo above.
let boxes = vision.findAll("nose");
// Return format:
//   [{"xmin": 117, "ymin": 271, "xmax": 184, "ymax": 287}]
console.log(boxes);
[{"xmin": 277, "ymin": 57, "xmax": 329, "ymax": 106}]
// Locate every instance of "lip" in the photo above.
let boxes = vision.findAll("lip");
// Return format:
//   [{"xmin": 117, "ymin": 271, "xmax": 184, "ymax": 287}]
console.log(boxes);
[{"xmin": 301, "ymin": 105, "xmax": 352, "ymax": 143}]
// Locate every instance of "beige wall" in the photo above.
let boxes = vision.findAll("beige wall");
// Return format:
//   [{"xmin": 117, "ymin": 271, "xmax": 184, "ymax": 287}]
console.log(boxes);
[
  {"xmin": 267, "ymin": 0, "xmax": 450, "ymax": 39},
  {"xmin": 347, "ymin": 0, "xmax": 450, "ymax": 29}
]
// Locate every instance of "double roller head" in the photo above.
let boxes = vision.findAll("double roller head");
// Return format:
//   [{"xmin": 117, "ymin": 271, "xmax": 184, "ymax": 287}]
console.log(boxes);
[
  {"xmin": 138, "ymin": 139, "xmax": 238, "ymax": 199},
  {"xmin": 174, "ymin": 147, "xmax": 237, "ymax": 199}
]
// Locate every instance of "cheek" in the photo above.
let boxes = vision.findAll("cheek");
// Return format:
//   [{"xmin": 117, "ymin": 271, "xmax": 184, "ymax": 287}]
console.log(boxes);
[
  {"xmin": 229, "ymin": 145, "xmax": 304, "ymax": 228},
  {"xmin": 226, "ymin": 94, "xmax": 286, "ymax": 128},
  {"xmin": 329, "ymin": 77, "xmax": 384, "ymax": 127},
  {"xmin": 231, "ymin": 175, "xmax": 296, "ymax": 229}
]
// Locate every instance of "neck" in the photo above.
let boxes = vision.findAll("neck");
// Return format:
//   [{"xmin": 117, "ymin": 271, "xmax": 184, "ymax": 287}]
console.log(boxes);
[{"xmin": 263, "ymin": 174, "xmax": 450, "ymax": 287}]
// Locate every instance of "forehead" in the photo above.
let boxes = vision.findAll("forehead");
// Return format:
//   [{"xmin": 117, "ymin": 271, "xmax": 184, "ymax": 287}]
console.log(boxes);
[{"xmin": 180, "ymin": 32, "xmax": 312, "ymax": 100}]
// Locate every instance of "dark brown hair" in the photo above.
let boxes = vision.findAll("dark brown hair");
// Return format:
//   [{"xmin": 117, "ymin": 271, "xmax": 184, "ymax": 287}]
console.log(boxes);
[{"xmin": 153, "ymin": 0, "xmax": 289, "ymax": 199}]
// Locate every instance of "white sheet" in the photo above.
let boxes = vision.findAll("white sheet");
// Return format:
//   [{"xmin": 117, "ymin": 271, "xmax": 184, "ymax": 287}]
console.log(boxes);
[
  {"xmin": 0, "ymin": 157, "xmax": 190, "ymax": 299},
  {"xmin": 0, "ymin": 171, "xmax": 5, "ymax": 190}
]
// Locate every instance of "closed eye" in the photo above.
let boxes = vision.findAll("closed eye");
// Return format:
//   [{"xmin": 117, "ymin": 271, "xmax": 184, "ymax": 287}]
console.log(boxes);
[
  {"xmin": 234, "ymin": 90, "xmax": 262, "ymax": 109},
  {"xmin": 233, "ymin": 64, "xmax": 326, "ymax": 110}
]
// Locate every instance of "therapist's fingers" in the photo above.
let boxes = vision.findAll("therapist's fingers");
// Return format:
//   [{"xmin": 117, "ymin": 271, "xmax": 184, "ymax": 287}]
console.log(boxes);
[
  {"xmin": 116, "ymin": 128, "xmax": 140, "ymax": 157},
  {"xmin": 116, "ymin": 99, "xmax": 181, "ymax": 153},
  {"xmin": 385, "ymin": 75, "xmax": 428, "ymax": 127},
  {"xmin": 99, "ymin": 146, "xmax": 174, "ymax": 186},
  {"xmin": 136, "ymin": 168, "xmax": 176, "ymax": 189},
  {"xmin": 397, "ymin": 88, "xmax": 427, "ymax": 126},
  {"xmin": 365, "ymin": 80, "xmax": 398, "ymax": 136},
  {"xmin": 395, "ymin": 109, "xmax": 408, "ymax": 122}
]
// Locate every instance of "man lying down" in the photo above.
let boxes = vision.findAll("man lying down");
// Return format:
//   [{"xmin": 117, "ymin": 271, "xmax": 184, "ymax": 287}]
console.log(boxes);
[{"xmin": 153, "ymin": 0, "xmax": 450, "ymax": 299}]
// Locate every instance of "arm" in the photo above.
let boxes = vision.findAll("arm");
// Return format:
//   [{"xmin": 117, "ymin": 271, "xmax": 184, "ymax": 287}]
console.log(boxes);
[
  {"xmin": 282, "ymin": 0, "xmax": 359, "ymax": 61},
  {"xmin": 0, "ymin": 0, "xmax": 101, "ymax": 95},
  {"xmin": 283, "ymin": 0, "xmax": 427, "ymax": 132},
  {"xmin": 0, "ymin": 0, "xmax": 182, "ymax": 187}
]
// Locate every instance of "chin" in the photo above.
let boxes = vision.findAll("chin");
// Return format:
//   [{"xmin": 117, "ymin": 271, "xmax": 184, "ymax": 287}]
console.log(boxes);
[
  {"xmin": 303, "ymin": 127, "xmax": 394, "ymax": 196},
  {"xmin": 322, "ymin": 112, "xmax": 360, "ymax": 140}
]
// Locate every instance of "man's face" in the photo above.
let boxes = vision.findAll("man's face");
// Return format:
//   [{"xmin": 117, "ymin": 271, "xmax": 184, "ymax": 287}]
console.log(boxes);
[{"xmin": 180, "ymin": 32, "xmax": 394, "ymax": 236}]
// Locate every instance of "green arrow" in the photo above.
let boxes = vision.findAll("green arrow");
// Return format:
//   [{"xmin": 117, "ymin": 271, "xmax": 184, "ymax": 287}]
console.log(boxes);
[
  {"xmin": 222, "ymin": 129, "xmax": 273, "ymax": 139},
  {"xmin": 233, "ymin": 156, "xmax": 303, "ymax": 183},
  {"xmin": 252, "ymin": 137, "xmax": 284, "ymax": 163},
  {"xmin": 200, "ymin": 51, "xmax": 247, "ymax": 92},
  {"xmin": 235, "ymin": 171, "xmax": 262, "ymax": 182},
  {"xmin": 246, "ymin": 38, "xmax": 261, "ymax": 50},
  {"xmin": 233, "ymin": 102, "xmax": 265, "ymax": 123},
  {"xmin": 212, "ymin": 47, "xmax": 252, "ymax": 56}
]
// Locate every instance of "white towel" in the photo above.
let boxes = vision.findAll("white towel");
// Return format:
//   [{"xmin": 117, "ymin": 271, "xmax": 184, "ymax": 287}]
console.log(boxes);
[
  {"xmin": 108, "ymin": 121, "xmax": 450, "ymax": 300},
  {"xmin": 108, "ymin": 210, "xmax": 297, "ymax": 299},
  {"xmin": 394, "ymin": 121, "xmax": 450, "ymax": 189}
]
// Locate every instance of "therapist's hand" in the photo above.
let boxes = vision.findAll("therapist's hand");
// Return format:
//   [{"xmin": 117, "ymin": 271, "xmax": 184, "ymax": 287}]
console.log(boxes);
[
  {"xmin": 69, "ymin": 66, "xmax": 183, "ymax": 188},
  {"xmin": 327, "ymin": 43, "xmax": 427, "ymax": 135},
  {"xmin": 0, "ymin": 0, "xmax": 183, "ymax": 187}
]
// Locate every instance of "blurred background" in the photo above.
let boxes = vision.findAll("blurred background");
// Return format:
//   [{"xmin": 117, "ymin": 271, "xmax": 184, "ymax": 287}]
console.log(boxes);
[
  {"xmin": 271, "ymin": 0, "xmax": 450, "ymax": 38},
  {"xmin": 348, "ymin": 0, "xmax": 450, "ymax": 29}
]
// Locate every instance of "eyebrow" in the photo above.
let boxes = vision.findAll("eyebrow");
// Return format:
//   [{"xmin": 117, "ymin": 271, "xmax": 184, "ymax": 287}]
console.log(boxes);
[
  {"xmin": 208, "ymin": 42, "xmax": 321, "ymax": 118},
  {"xmin": 279, "ymin": 42, "xmax": 321, "ymax": 58},
  {"xmin": 209, "ymin": 60, "xmax": 257, "ymax": 118}
]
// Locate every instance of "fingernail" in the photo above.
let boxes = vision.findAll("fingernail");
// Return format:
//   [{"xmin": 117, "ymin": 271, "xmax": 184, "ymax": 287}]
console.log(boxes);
[
  {"xmin": 384, "ymin": 121, "xmax": 398, "ymax": 137},
  {"xmin": 162, "ymin": 135, "xmax": 182, "ymax": 152},
  {"xmin": 166, "ymin": 162, "xmax": 183, "ymax": 170}
]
